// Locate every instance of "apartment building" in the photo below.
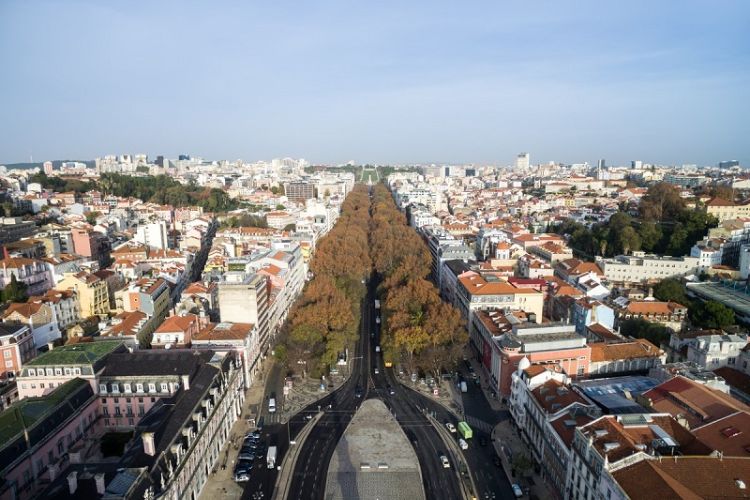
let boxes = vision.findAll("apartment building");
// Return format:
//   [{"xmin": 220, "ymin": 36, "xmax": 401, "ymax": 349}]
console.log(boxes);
[
  {"xmin": 0, "ymin": 257, "xmax": 54, "ymax": 296},
  {"xmin": 588, "ymin": 339, "xmax": 665, "ymax": 376},
  {"xmin": 192, "ymin": 322, "xmax": 261, "ymax": 387},
  {"xmin": 218, "ymin": 272, "xmax": 270, "ymax": 353},
  {"xmin": 615, "ymin": 300, "xmax": 688, "ymax": 332},
  {"xmin": 596, "ymin": 252, "xmax": 699, "ymax": 284},
  {"xmin": 27, "ymin": 289, "xmax": 81, "ymax": 331},
  {"xmin": 456, "ymin": 273, "xmax": 544, "ymax": 326},
  {"xmin": 3, "ymin": 301, "xmax": 61, "ymax": 349},
  {"xmin": 57, "ymin": 271, "xmax": 110, "ymax": 318},
  {"xmin": 151, "ymin": 313, "xmax": 202, "ymax": 349},
  {"xmin": 685, "ymin": 334, "xmax": 748, "ymax": 371},
  {"xmin": 704, "ymin": 197, "xmax": 750, "ymax": 222},
  {"xmin": 0, "ymin": 324, "xmax": 34, "ymax": 380}
]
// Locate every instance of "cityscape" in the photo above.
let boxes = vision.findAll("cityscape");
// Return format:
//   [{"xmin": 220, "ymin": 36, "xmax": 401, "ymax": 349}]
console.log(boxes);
[{"xmin": 1, "ymin": 2, "xmax": 749, "ymax": 500}]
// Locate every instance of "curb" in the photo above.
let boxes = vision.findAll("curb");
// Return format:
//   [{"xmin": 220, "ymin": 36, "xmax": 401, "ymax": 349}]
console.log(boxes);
[{"xmin": 272, "ymin": 411, "xmax": 324, "ymax": 500}]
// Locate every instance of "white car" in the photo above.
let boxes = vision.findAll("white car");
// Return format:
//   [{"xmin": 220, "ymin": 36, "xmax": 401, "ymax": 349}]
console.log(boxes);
[
  {"xmin": 440, "ymin": 455, "xmax": 450, "ymax": 468},
  {"xmin": 376, "ymin": 316, "xmax": 381, "ymax": 324},
  {"xmin": 446, "ymin": 422, "xmax": 456, "ymax": 433},
  {"xmin": 374, "ymin": 367, "xmax": 379, "ymax": 374},
  {"xmin": 459, "ymin": 438, "xmax": 468, "ymax": 450},
  {"xmin": 512, "ymin": 484, "xmax": 523, "ymax": 497}
]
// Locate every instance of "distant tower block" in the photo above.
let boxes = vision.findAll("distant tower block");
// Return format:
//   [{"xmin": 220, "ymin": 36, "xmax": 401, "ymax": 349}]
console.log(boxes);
[
  {"xmin": 43, "ymin": 161, "xmax": 54, "ymax": 175},
  {"xmin": 516, "ymin": 153, "xmax": 530, "ymax": 170}
]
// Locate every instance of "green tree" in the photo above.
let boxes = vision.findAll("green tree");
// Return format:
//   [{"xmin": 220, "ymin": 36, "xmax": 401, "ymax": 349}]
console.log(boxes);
[
  {"xmin": 692, "ymin": 301, "xmax": 735, "ymax": 329},
  {"xmin": 85, "ymin": 211, "xmax": 101, "ymax": 225},
  {"xmin": 653, "ymin": 279, "xmax": 689, "ymax": 305},
  {"xmin": 1, "ymin": 275, "xmax": 28, "ymax": 303}
]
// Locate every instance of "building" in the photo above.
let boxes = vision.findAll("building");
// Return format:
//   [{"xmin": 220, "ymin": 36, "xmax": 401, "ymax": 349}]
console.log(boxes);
[
  {"xmin": 509, "ymin": 361, "xmax": 599, "ymax": 498},
  {"xmin": 516, "ymin": 153, "xmax": 530, "ymax": 170},
  {"xmin": 151, "ymin": 314, "xmax": 201, "ymax": 349},
  {"xmin": 192, "ymin": 321, "xmax": 260, "ymax": 387},
  {"xmin": 615, "ymin": 300, "xmax": 688, "ymax": 332},
  {"xmin": 685, "ymin": 334, "xmax": 748, "ymax": 371},
  {"xmin": 27, "ymin": 289, "xmax": 81, "ymax": 331},
  {"xmin": 588, "ymin": 339, "xmax": 665, "ymax": 376},
  {"xmin": 704, "ymin": 197, "xmax": 750, "ymax": 222},
  {"xmin": 3, "ymin": 301, "xmax": 62, "ymax": 349},
  {"xmin": 16, "ymin": 341, "xmax": 127, "ymax": 399},
  {"xmin": 0, "ymin": 257, "xmax": 54, "ymax": 296},
  {"xmin": 596, "ymin": 252, "xmax": 699, "ymax": 285},
  {"xmin": 284, "ymin": 181, "xmax": 316, "ymax": 203},
  {"xmin": 218, "ymin": 272, "xmax": 270, "ymax": 353},
  {"xmin": 0, "ymin": 218, "xmax": 36, "ymax": 245},
  {"xmin": 70, "ymin": 228, "xmax": 111, "ymax": 266},
  {"xmin": 134, "ymin": 220, "xmax": 169, "ymax": 250},
  {"xmin": 0, "ymin": 378, "xmax": 100, "ymax": 500},
  {"xmin": 0, "ymin": 323, "xmax": 34, "ymax": 381},
  {"xmin": 456, "ymin": 273, "xmax": 544, "ymax": 326},
  {"xmin": 568, "ymin": 413, "xmax": 712, "ymax": 500},
  {"xmin": 119, "ymin": 278, "xmax": 170, "ymax": 323},
  {"xmin": 56, "ymin": 271, "xmax": 110, "ymax": 318}
]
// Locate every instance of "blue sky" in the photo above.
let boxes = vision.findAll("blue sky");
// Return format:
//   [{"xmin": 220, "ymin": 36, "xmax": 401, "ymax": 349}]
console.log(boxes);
[{"xmin": 1, "ymin": 1, "xmax": 748, "ymax": 166}]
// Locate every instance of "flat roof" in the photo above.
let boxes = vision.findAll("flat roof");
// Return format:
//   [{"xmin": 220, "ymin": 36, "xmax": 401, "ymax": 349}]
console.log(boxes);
[
  {"xmin": 26, "ymin": 341, "xmax": 124, "ymax": 366},
  {"xmin": 688, "ymin": 281, "xmax": 750, "ymax": 318}
]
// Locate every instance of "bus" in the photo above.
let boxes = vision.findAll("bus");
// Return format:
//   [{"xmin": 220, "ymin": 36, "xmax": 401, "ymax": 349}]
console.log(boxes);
[
  {"xmin": 374, "ymin": 299, "xmax": 381, "ymax": 309},
  {"xmin": 457, "ymin": 421, "xmax": 473, "ymax": 440}
]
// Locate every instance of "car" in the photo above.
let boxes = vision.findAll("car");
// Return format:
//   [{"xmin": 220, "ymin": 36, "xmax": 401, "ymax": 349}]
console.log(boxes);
[
  {"xmin": 387, "ymin": 385, "xmax": 395, "ymax": 395},
  {"xmin": 355, "ymin": 385, "xmax": 363, "ymax": 398},
  {"xmin": 479, "ymin": 437, "xmax": 488, "ymax": 447},
  {"xmin": 235, "ymin": 459, "xmax": 253, "ymax": 472},
  {"xmin": 245, "ymin": 431, "xmax": 260, "ymax": 439},
  {"xmin": 374, "ymin": 367, "xmax": 379, "ymax": 374},
  {"xmin": 511, "ymin": 484, "xmax": 523, "ymax": 498},
  {"xmin": 234, "ymin": 472, "xmax": 250, "ymax": 482},
  {"xmin": 446, "ymin": 422, "xmax": 456, "ymax": 433},
  {"xmin": 440, "ymin": 455, "xmax": 450, "ymax": 468},
  {"xmin": 459, "ymin": 438, "xmax": 468, "ymax": 450},
  {"xmin": 376, "ymin": 316, "xmax": 381, "ymax": 324}
]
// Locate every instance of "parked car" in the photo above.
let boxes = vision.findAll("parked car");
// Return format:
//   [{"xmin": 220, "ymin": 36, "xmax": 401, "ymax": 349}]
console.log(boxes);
[
  {"xmin": 446, "ymin": 422, "xmax": 456, "ymax": 433},
  {"xmin": 511, "ymin": 484, "xmax": 523, "ymax": 498},
  {"xmin": 238, "ymin": 453, "xmax": 255, "ymax": 461},
  {"xmin": 234, "ymin": 471, "xmax": 250, "ymax": 482},
  {"xmin": 440, "ymin": 455, "xmax": 450, "ymax": 468}
]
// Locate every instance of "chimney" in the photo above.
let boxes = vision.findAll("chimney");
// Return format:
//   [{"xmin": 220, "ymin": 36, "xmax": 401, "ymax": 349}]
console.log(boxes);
[
  {"xmin": 47, "ymin": 341, "xmax": 55, "ymax": 352},
  {"xmin": 48, "ymin": 463, "xmax": 59, "ymax": 482},
  {"xmin": 67, "ymin": 471, "xmax": 78, "ymax": 494},
  {"xmin": 182, "ymin": 374, "xmax": 190, "ymax": 390},
  {"xmin": 142, "ymin": 432, "xmax": 156, "ymax": 456},
  {"xmin": 94, "ymin": 473, "xmax": 106, "ymax": 495}
]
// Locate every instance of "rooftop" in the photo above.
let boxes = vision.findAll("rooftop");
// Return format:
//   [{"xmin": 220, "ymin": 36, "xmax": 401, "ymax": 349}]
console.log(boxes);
[{"xmin": 26, "ymin": 341, "xmax": 125, "ymax": 367}]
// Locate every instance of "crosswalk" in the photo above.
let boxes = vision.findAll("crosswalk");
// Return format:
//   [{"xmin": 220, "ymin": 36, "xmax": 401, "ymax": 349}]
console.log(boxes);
[{"xmin": 463, "ymin": 415, "xmax": 494, "ymax": 435}]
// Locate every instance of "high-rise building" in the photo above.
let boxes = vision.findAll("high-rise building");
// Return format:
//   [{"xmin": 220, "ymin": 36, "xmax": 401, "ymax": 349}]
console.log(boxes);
[
  {"xmin": 43, "ymin": 161, "xmax": 53, "ymax": 175},
  {"xmin": 718, "ymin": 160, "xmax": 740, "ymax": 169},
  {"xmin": 597, "ymin": 159, "xmax": 606, "ymax": 169},
  {"xmin": 284, "ymin": 181, "xmax": 315, "ymax": 203},
  {"xmin": 218, "ymin": 273, "xmax": 270, "ymax": 351},
  {"xmin": 516, "ymin": 153, "xmax": 530, "ymax": 170},
  {"xmin": 631, "ymin": 160, "xmax": 643, "ymax": 169}
]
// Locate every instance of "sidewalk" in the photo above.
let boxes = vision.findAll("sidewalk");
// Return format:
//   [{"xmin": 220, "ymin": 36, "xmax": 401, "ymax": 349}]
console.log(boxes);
[
  {"xmin": 199, "ymin": 361, "xmax": 276, "ymax": 500},
  {"xmin": 279, "ymin": 372, "xmax": 346, "ymax": 423},
  {"xmin": 394, "ymin": 372, "xmax": 463, "ymax": 417},
  {"xmin": 492, "ymin": 418, "xmax": 556, "ymax": 500}
]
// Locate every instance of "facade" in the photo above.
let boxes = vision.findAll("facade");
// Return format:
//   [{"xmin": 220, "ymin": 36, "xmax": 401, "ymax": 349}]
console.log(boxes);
[
  {"xmin": 0, "ymin": 257, "xmax": 54, "ymax": 296},
  {"xmin": 3, "ymin": 301, "xmax": 62, "ymax": 349},
  {"xmin": 27, "ymin": 289, "xmax": 81, "ymax": 331},
  {"xmin": 615, "ymin": 300, "xmax": 688, "ymax": 332},
  {"xmin": 134, "ymin": 220, "xmax": 169, "ymax": 250},
  {"xmin": 152, "ymin": 314, "xmax": 201, "ymax": 349},
  {"xmin": 686, "ymin": 334, "xmax": 748, "ymax": 371},
  {"xmin": 596, "ymin": 252, "xmax": 699, "ymax": 285},
  {"xmin": 0, "ymin": 324, "xmax": 34, "ymax": 381},
  {"xmin": 218, "ymin": 272, "xmax": 270, "ymax": 353},
  {"xmin": 0, "ymin": 378, "xmax": 100, "ymax": 500},
  {"xmin": 704, "ymin": 197, "xmax": 750, "ymax": 222},
  {"xmin": 70, "ymin": 228, "xmax": 111, "ymax": 266},
  {"xmin": 16, "ymin": 341, "xmax": 127, "ymax": 399},
  {"xmin": 0, "ymin": 218, "xmax": 36, "ymax": 245},
  {"xmin": 192, "ymin": 322, "xmax": 260, "ymax": 387},
  {"xmin": 456, "ymin": 273, "xmax": 544, "ymax": 326},
  {"xmin": 56, "ymin": 271, "xmax": 110, "ymax": 318},
  {"xmin": 284, "ymin": 181, "xmax": 316, "ymax": 203},
  {"xmin": 588, "ymin": 339, "xmax": 665, "ymax": 376}
]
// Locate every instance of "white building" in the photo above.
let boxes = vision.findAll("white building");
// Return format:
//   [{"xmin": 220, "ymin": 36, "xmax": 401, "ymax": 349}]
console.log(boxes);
[
  {"xmin": 686, "ymin": 334, "xmax": 748, "ymax": 370},
  {"xmin": 134, "ymin": 220, "xmax": 169, "ymax": 250},
  {"xmin": 596, "ymin": 252, "xmax": 699, "ymax": 284}
]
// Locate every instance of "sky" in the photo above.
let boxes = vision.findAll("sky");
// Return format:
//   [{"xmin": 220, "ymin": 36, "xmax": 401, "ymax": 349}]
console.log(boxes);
[{"xmin": 1, "ymin": 1, "xmax": 749, "ymax": 167}]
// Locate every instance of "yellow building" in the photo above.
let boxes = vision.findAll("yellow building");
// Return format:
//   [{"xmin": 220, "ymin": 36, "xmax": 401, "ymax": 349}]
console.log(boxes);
[
  {"xmin": 56, "ymin": 271, "xmax": 110, "ymax": 318},
  {"xmin": 705, "ymin": 197, "xmax": 750, "ymax": 222}
]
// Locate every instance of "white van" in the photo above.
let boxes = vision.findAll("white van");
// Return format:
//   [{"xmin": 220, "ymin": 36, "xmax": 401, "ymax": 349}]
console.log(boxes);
[{"xmin": 268, "ymin": 397, "xmax": 276, "ymax": 413}]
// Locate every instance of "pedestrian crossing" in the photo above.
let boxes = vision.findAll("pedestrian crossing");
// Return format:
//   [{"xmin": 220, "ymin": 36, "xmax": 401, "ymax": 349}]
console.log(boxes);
[{"xmin": 463, "ymin": 414, "xmax": 494, "ymax": 434}]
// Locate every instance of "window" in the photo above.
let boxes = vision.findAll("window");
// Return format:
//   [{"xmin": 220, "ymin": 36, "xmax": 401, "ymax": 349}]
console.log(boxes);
[
  {"xmin": 103, "ymin": 407, "xmax": 109, "ymax": 416},
  {"xmin": 5, "ymin": 360, "xmax": 12, "ymax": 368},
  {"xmin": 126, "ymin": 397, "xmax": 131, "ymax": 403},
  {"xmin": 160, "ymin": 383, "xmax": 169, "ymax": 393},
  {"xmin": 138, "ymin": 405, "xmax": 145, "ymax": 416},
  {"xmin": 113, "ymin": 397, "xmax": 119, "ymax": 404},
  {"xmin": 40, "ymin": 383, "xmax": 45, "ymax": 389},
  {"xmin": 114, "ymin": 407, "xmax": 121, "ymax": 416},
  {"xmin": 99, "ymin": 384, "xmax": 107, "ymax": 394},
  {"xmin": 28, "ymin": 369, "xmax": 35, "ymax": 377},
  {"xmin": 64, "ymin": 368, "xmax": 71, "ymax": 375},
  {"xmin": 151, "ymin": 397, "xmax": 156, "ymax": 403},
  {"xmin": 101, "ymin": 398, "xmax": 107, "ymax": 404},
  {"xmin": 54, "ymin": 368, "xmax": 62, "ymax": 376},
  {"xmin": 3, "ymin": 350, "xmax": 10, "ymax": 359},
  {"xmin": 124, "ymin": 384, "xmax": 132, "ymax": 393},
  {"xmin": 136, "ymin": 383, "xmax": 144, "ymax": 393},
  {"xmin": 148, "ymin": 383, "xmax": 156, "ymax": 393},
  {"xmin": 57, "ymin": 440, "xmax": 64, "ymax": 454},
  {"xmin": 74, "ymin": 368, "xmax": 81, "ymax": 375},
  {"xmin": 128, "ymin": 418, "xmax": 135, "ymax": 426},
  {"xmin": 45, "ymin": 368, "xmax": 53, "ymax": 376},
  {"xmin": 104, "ymin": 419, "xmax": 110, "ymax": 426}
]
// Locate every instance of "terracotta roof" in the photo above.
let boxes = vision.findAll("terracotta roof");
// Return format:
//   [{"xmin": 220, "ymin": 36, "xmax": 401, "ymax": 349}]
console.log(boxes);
[
  {"xmin": 193, "ymin": 322, "xmax": 254, "ymax": 341},
  {"xmin": 458, "ymin": 275, "xmax": 539, "ymax": 296},
  {"xmin": 586, "ymin": 323, "xmax": 621, "ymax": 341},
  {"xmin": 714, "ymin": 367, "xmax": 750, "ymax": 397},
  {"xmin": 0, "ymin": 257, "xmax": 41, "ymax": 268},
  {"xmin": 182, "ymin": 282, "xmax": 216, "ymax": 295},
  {"xmin": 557, "ymin": 258, "xmax": 603, "ymax": 276},
  {"xmin": 530, "ymin": 379, "xmax": 589, "ymax": 413},
  {"xmin": 589, "ymin": 339, "xmax": 662, "ymax": 362},
  {"xmin": 642, "ymin": 375, "xmax": 750, "ymax": 428},
  {"xmin": 154, "ymin": 314, "xmax": 199, "ymax": 334},
  {"xmin": 549, "ymin": 412, "xmax": 594, "ymax": 448},
  {"xmin": 692, "ymin": 411, "xmax": 750, "ymax": 457},
  {"xmin": 707, "ymin": 197, "xmax": 735, "ymax": 207},
  {"xmin": 612, "ymin": 456, "xmax": 750, "ymax": 499},
  {"xmin": 625, "ymin": 300, "xmax": 687, "ymax": 315},
  {"xmin": 4, "ymin": 301, "xmax": 43, "ymax": 319}
]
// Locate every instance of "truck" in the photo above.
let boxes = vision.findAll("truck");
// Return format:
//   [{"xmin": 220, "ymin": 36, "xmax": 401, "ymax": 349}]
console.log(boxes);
[
  {"xmin": 267, "ymin": 446, "xmax": 277, "ymax": 469},
  {"xmin": 374, "ymin": 299, "xmax": 381, "ymax": 309},
  {"xmin": 458, "ymin": 421, "xmax": 473, "ymax": 440}
]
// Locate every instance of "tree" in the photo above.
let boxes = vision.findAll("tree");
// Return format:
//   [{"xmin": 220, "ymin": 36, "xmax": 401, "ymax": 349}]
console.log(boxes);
[
  {"xmin": 637, "ymin": 221, "xmax": 662, "ymax": 252},
  {"xmin": 639, "ymin": 183, "xmax": 685, "ymax": 222},
  {"xmin": 0, "ymin": 275, "xmax": 28, "ymax": 303},
  {"xmin": 619, "ymin": 318, "xmax": 671, "ymax": 347},
  {"xmin": 653, "ymin": 279, "xmax": 689, "ymax": 305},
  {"xmin": 692, "ymin": 301, "xmax": 735, "ymax": 329},
  {"xmin": 85, "ymin": 211, "xmax": 101, "ymax": 225},
  {"xmin": 283, "ymin": 223, "xmax": 296, "ymax": 232}
]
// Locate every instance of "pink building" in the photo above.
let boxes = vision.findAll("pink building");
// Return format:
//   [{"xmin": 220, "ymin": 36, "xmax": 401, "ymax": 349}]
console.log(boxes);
[
  {"xmin": 0, "ymin": 323, "xmax": 34, "ymax": 381},
  {"xmin": 471, "ymin": 310, "xmax": 591, "ymax": 397},
  {"xmin": 0, "ymin": 378, "xmax": 100, "ymax": 500}
]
